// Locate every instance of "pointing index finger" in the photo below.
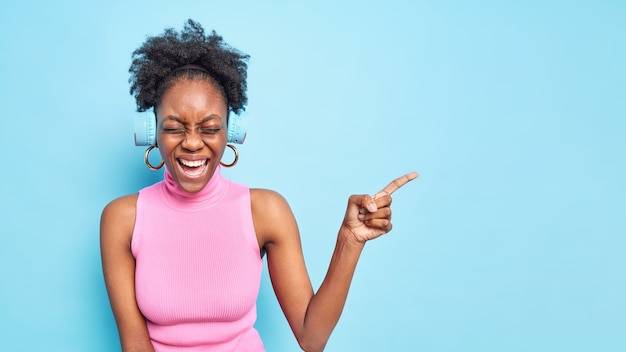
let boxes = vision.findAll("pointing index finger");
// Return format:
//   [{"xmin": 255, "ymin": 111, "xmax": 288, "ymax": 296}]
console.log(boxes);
[{"xmin": 373, "ymin": 172, "xmax": 419, "ymax": 200}]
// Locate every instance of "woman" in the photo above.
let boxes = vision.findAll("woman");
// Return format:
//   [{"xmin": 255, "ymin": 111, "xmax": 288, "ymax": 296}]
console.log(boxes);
[{"xmin": 101, "ymin": 19, "xmax": 417, "ymax": 352}]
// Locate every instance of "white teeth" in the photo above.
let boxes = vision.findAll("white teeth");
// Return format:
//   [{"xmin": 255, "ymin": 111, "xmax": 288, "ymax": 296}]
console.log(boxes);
[
  {"xmin": 178, "ymin": 159, "xmax": 208, "ymax": 177},
  {"xmin": 180, "ymin": 159, "xmax": 206, "ymax": 168},
  {"xmin": 185, "ymin": 166, "xmax": 205, "ymax": 177}
]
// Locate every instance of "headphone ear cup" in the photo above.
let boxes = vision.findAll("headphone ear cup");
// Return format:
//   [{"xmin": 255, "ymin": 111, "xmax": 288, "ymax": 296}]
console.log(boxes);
[
  {"xmin": 134, "ymin": 111, "xmax": 157, "ymax": 146},
  {"xmin": 227, "ymin": 109, "xmax": 248, "ymax": 144},
  {"xmin": 135, "ymin": 109, "xmax": 242, "ymax": 146}
]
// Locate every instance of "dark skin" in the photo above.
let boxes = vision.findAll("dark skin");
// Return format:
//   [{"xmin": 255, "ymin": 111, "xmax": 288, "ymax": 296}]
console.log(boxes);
[{"xmin": 101, "ymin": 78, "xmax": 418, "ymax": 352}]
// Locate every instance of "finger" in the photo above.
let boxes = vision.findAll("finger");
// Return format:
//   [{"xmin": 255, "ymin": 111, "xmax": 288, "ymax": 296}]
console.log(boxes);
[
  {"xmin": 363, "ymin": 218, "xmax": 393, "ymax": 233},
  {"xmin": 372, "ymin": 194, "xmax": 392, "ymax": 209},
  {"xmin": 373, "ymin": 171, "xmax": 418, "ymax": 200},
  {"xmin": 358, "ymin": 207, "xmax": 391, "ymax": 221}
]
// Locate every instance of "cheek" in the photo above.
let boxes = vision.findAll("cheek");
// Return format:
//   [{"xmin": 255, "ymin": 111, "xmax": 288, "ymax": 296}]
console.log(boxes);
[
  {"xmin": 204, "ymin": 128, "xmax": 228, "ymax": 146},
  {"xmin": 156, "ymin": 133, "xmax": 181, "ymax": 153}
]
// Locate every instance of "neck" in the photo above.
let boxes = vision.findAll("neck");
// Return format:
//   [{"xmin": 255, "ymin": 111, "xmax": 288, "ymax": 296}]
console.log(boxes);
[{"xmin": 162, "ymin": 165, "xmax": 228, "ymax": 209}]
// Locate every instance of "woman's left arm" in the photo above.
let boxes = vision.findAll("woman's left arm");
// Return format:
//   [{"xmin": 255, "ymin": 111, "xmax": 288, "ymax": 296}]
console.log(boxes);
[{"xmin": 252, "ymin": 172, "xmax": 418, "ymax": 352}]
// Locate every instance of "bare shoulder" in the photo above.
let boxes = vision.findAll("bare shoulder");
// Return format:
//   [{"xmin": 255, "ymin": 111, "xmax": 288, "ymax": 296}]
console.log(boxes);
[
  {"xmin": 102, "ymin": 194, "xmax": 138, "ymax": 222},
  {"xmin": 250, "ymin": 188, "xmax": 290, "ymax": 212},
  {"xmin": 100, "ymin": 194, "xmax": 139, "ymax": 245},
  {"xmin": 250, "ymin": 188, "xmax": 299, "ymax": 247}
]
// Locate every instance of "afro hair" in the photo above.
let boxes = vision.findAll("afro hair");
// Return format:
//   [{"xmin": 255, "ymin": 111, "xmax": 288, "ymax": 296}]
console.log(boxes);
[{"xmin": 129, "ymin": 19, "xmax": 249, "ymax": 114}]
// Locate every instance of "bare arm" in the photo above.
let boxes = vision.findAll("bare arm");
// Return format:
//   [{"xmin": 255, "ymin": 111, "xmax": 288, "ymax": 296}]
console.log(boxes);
[
  {"xmin": 100, "ymin": 195, "xmax": 155, "ymax": 352},
  {"xmin": 252, "ymin": 172, "xmax": 418, "ymax": 352}
]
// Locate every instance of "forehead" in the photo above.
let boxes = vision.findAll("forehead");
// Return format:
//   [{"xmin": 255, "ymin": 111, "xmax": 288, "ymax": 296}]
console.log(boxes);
[{"xmin": 159, "ymin": 78, "xmax": 228, "ymax": 114}]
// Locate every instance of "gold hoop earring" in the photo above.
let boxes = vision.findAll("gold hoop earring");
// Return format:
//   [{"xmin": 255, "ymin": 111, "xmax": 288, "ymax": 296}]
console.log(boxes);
[
  {"xmin": 220, "ymin": 144, "xmax": 239, "ymax": 168},
  {"xmin": 144, "ymin": 145, "xmax": 164, "ymax": 170}
]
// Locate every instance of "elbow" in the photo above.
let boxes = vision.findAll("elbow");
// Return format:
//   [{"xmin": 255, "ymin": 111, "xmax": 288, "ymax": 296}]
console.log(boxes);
[{"xmin": 297, "ymin": 335, "xmax": 328, "ymax": 352}]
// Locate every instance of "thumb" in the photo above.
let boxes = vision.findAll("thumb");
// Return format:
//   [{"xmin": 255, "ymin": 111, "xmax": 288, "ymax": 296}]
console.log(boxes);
[{"xmin": 348, "ymin": 194, "xmax": 378, "ymax": 216}]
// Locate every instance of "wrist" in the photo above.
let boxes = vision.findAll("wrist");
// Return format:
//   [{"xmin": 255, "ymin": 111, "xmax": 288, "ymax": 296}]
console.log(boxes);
[{"xmin": 338, "ymin": 226, "xmax": 367, "ymax": 249}]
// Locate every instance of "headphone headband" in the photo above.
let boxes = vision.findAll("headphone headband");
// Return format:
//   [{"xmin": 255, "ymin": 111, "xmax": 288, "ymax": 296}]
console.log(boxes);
[{"xmin": 170, "ymin": 64, "xmax": 210, "ymax": 75}]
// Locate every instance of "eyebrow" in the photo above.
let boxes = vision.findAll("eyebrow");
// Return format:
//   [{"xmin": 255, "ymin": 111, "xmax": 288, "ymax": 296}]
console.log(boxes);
[{"xmin": 164, "ymin": 115, "xmax": 223, "ymax": 123}]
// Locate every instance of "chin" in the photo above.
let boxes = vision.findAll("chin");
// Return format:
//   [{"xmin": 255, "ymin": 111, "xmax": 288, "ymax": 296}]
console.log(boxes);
[{"xmin": 170, "ymin": 160, "xmax": 217, "ymax": 192}]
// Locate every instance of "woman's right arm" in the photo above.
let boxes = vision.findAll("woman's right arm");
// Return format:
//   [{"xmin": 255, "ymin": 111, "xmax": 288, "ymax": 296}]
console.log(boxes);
[{"xmin": 100, "ymin": 195, "xmax": 155, "ymax": 352}]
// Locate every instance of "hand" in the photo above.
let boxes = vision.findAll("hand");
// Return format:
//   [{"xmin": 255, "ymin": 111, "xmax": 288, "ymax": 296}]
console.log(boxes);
[{"xmin": 341, "ymin": 172, "xmax": 419, "ymax": 244}]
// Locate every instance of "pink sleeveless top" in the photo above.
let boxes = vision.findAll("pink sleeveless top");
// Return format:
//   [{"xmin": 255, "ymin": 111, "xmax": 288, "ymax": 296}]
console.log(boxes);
[{"xmin": 132, "ymin": 166, "xmax": 264, "ymax": 351}]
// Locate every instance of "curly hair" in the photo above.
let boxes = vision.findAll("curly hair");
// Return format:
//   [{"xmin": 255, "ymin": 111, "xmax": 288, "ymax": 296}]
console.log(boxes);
[{"xmin": 129, "ymin": 19, "xmax": 249, "ymax": 114}]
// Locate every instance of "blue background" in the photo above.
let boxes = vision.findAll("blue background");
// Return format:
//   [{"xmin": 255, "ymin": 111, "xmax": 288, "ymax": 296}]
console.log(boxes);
[{"xmin": 1, "ymin": 1, "xmax": 624, "ymax": 351}]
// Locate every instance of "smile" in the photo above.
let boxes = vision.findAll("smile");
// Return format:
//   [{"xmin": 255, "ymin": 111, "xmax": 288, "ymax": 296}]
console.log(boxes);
[{"xmin": 178, "ymin": 158, "xmax": 208, "ymax": 177}]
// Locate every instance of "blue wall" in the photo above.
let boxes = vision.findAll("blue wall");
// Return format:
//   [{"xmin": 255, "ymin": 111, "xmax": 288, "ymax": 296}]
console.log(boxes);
[{"xmin": 1, "ymin": 1, "xmax": 624, "ymax": 351}]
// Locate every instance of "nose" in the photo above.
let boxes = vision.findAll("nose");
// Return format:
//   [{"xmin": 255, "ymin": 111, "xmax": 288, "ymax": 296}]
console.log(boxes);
[{"xmin": 181, "ymin": 130, "xmax": 203, "ymax": 151}]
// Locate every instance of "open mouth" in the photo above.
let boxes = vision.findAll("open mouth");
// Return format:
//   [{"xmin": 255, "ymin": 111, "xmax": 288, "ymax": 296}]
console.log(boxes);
[{"xmin": 178, "ymin": 158, "xmax": 208, "ymax": 177}]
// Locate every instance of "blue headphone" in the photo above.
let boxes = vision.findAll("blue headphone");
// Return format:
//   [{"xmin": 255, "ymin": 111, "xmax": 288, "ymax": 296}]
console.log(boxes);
[{"xmin": 134, "ymin": 108, "xmax": 247, "ymax": 146}]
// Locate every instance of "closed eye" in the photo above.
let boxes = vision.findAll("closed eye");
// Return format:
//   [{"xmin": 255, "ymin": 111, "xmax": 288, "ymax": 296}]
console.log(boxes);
[
  {"xmin": 163, "ymin": 127, "xmax": 185, "ymax": 134},
  {"xmin": 200, "ymin": 127, "xmax": 221, "ymax": 134}
]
